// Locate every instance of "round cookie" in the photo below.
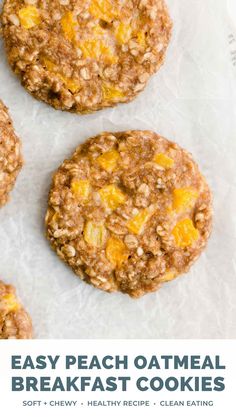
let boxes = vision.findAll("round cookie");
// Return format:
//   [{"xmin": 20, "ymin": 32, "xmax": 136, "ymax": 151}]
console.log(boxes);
[
  {"xmin": 0, "ymin": 100, "xmax": 23, "ymax": 207},
  {"xmin": 46, "ymin": 130, "xmax": 212, "ymax": 298},
  {"xmin": 1, "ymin": 0, "xmax": 172, "ymax": 113},
  {"xmin": 0, "ymin": 280, "xmax": 33, "ymax": 339}
]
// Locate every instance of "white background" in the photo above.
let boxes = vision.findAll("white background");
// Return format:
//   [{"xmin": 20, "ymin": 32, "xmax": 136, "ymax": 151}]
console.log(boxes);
[
  {"xmin": 0, "ymin": 0, "xmax": 236, "ymax": 339},
  {"xmin": 0, "ymin": 340, "xmax": 235, "ymax": 418}
]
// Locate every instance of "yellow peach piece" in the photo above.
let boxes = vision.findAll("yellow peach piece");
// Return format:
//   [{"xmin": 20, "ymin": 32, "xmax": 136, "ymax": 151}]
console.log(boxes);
[
  {"xmin": 172, "ymin": 219, "xmax": 199, "ymax": 248},
  {"xmin": 84, "ymin": 221, "xmax": 107, "ymax": 247},
  {"xmin": 172, "ymin": 188, "xmax": 198, "ymax": 212},
  {"xmin": 99, "ymin": 184, "xmax": 126, "ymax": 210},
  {"xmin": 127, "ymin": 209, "xmax": 150, "ymax": 235},
  {"xmin": 71, "ymin": 180, "xmax": 91, "ymax": 201},
  {"xmin": 153, "ymin": 153, "xmax": 174, "ymax": 169},
  {"xmin": 18, "ymin": 6, "xmax": 40, "ymax": 29},
  {"xmin": 160, "ymin": 270, "xmax": 178, "ymax": 283},
  {"xmin": 115, "ymin": 22, "xmax": 132, "ymax": 45},
  {"xmin": 42, "ymin": 57, "xmax": 56, "ymax": 72},
  {"xmin": 79, "ymin": 40, "xmax": 117, "ymax": 64},
  {"xmin": 61, "ymin": 11, "xmax": 76, "ymax": 42},
  {"xmin": 59, "ymin": 75, "xmax": 80, "ymax": 93},
  {"xmin": 102, "ymin": 84, "xmax": 125, "ymax": 101},
  {"xmin": 89, "ymin": 0, "xmax": 118, "ymax": 23},
  {"xmin": 106, "ymin": 236, "xmax": 129, "ymax": 267},
  {"xmin": 79, "ymin": 40, "xmax": 98, "ymax": 58},
  {"xmin": 42, "ymin": 58, "xmax": 80, "ymax": 93},
  {"xmin": 136, "ymin": 31, "xmax": 146, "ymax": 47},
  {"xmin": 97, "ymin": 149, "xmax": 120, "ymax": 172},
  {"xmin": 1, "ymin": 294, "xmax": 20, "ymax": 312}
]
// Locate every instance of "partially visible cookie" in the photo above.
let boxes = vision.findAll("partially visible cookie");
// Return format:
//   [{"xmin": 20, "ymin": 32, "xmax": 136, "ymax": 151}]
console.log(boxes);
[
  {"xmin": 0, "ymin": 280, "xmax": 33, "ymax": 339},
  {"xmin": 0, "ymin": 100, "xmax": 23, "ymax": 207},
  {"xmin": 45, "ymin": 130, "xmax": 213, "ymax": 298},
  {"xmin": 1, "ymin": 0, "xmax": 172, "ymax": 113}
]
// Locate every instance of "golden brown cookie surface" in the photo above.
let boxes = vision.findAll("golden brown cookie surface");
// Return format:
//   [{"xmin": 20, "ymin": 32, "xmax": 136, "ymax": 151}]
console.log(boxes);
[
  {"xmin": 0, "ymin": 280, "xmax": 33, "ymax": 339},
  {"xmin": 46, "ymin": 131, "xmax": 212, "ymax": 298},
  {"xmin": 0, "ymin": 100, "xmax": 23, "ymax": 207},
  {"xmin": 1, "ymin": 0, "xmax": 172, "ymax": 113}
]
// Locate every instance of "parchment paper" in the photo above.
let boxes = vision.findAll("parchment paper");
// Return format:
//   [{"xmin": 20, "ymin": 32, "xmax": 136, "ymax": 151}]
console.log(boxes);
[{"xmin": 0, "ymin": 0, "xmax": 235, "ymax": 339}]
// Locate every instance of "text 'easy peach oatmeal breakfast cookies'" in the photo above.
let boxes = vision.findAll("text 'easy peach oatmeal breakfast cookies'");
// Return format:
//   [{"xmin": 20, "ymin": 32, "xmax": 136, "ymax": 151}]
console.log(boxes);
[
  {"xmin": 1, "ymin": 0, "xmax": 172, "ymax": 113},
  {"xmin": 0, "ymin": 100, "xmax": 23, "ymax": 207},
  {"xmin": 46, "ymin": 131, "xmax": 213, "ymax": 298},
  {"xmin": 0, "ymin": 280, "xmax": 33, "ymax": 339}
]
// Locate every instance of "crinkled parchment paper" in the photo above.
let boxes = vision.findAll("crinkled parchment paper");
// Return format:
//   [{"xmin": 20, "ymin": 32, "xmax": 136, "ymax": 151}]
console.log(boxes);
[{"xmin": 0, "ymin": 0, "xmax": 235, "ymax": 338}]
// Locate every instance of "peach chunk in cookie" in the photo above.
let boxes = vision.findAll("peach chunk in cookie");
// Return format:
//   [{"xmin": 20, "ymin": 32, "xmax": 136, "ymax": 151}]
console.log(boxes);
[
  {"xmin": 45, "ymin": 131, "xmax": 212, "ymax": 298},
  {"xmin": 0, "ymin": 100, "xmax": 23, "ymax": 207},
  {"xmin": 0, "ymin": 280, "xmax": 33, "ymax": 339},
  {"xmin": 1, "ymin": 0, "xmax": 172, "ymax": 113}
]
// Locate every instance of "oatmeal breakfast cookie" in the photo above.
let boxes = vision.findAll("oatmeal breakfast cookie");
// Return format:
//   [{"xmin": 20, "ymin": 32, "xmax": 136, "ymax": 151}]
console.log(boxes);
[
  {"xmin": 1, "ymin": 0, "xmax": 172, "ymax": 113},
  {"xmin": 0, "ymin": 280, "xmax": 33, "ymax": 339},
  {"xmin": 46, "ymin": 130, "xmax": 212, "ymax": 298},
  {"xmin": 0, "ymin": 100, "xmax": 23, "ymax": 207}
]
